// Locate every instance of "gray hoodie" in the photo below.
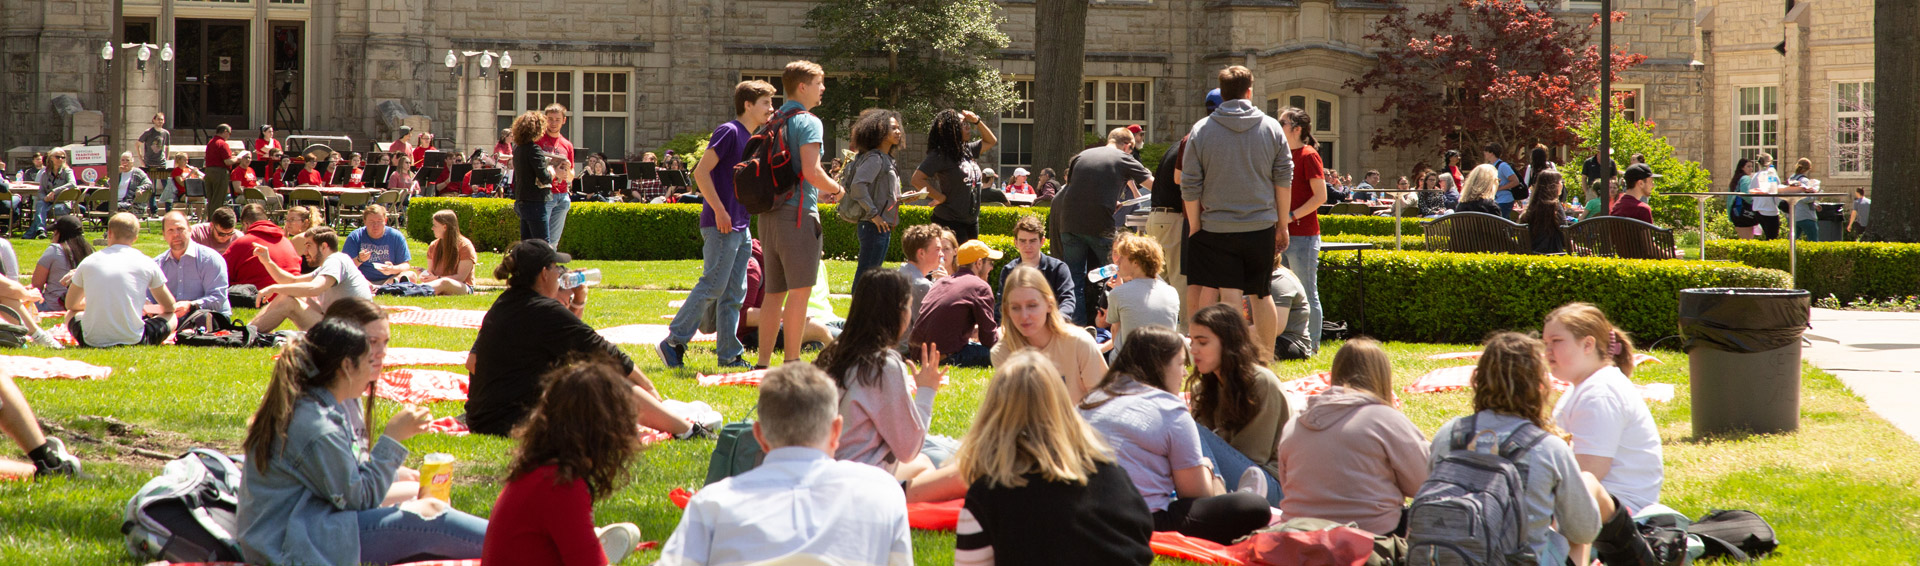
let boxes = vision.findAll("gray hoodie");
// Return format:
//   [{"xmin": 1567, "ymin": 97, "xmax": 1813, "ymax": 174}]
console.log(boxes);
[{"xmin": 1181, "ymin": 98, "xmax": 1293, "ymax": 233}]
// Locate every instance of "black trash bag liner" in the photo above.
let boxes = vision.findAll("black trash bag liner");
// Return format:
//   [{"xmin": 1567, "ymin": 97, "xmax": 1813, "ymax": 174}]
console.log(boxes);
[{"xmin": 1677, "ymin": 288, "xmax": 1810, "ymax": 353}]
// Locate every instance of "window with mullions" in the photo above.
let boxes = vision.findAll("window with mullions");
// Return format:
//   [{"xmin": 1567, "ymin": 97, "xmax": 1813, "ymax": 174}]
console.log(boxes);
[
  {"xmin": 998, "ymin": 79, "xmax": 1035, "ymax": 176},
  {"xmin": 495, "ymin": 69, "xmax": 632, "ymax": 160},
  {"xmin": 1736, "ymin": 86, "xmax": 1779, "ymax": 161},
  {"xmin": 1833, "ymin": 81, "xmax": 1874, "ymax": 174}
]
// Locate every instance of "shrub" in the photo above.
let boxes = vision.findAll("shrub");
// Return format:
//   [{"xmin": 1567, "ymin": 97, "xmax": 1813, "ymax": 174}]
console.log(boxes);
[
  {"xmin": 1706, "ymin": 240, "xmax": 1920, "ymax": 304},
  {"xmin": 1139, "ymin": 142, "xmax": 1170, "ymax": 172},
  {"xmin": 658, "ymin": 131, "xmax": 711, "ymax": 169},
  {"xmin": 1568, "ymin": 108, "xmax": 1713, "ymax": 229},
  {"xmin": 1322, "ymin": 234, "xmax": 1428, "ymax": 251},
  {"xmin": 1317, "ymin": 215, "xmax": 1426, "ymax": 237},
  {"xmin": 1315, "ymin": 250, "xmax": 1790, "ymax": 344}
]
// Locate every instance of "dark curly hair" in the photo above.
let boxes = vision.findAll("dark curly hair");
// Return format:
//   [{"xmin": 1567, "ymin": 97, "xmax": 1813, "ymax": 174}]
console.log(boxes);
[
  {"xmin": 851, "ymin": 108, "xmax": 902, "ymax": 154},
  {"xmin": 926, "ymin": 109, "xmax": 970, "ymax": 162},
  {"xmin": 506, "ymin": 356, "xmax": 644, "ymax": 500},
  {"xmin": 1187, "ymin": 303, "xmax": 1265, "ymax": 434}
]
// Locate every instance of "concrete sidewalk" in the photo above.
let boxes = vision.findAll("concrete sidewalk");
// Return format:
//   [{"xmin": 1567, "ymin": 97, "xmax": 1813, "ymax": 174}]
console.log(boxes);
[{"xmin": 1801, "ymin": 308, "xmax": 1920, "ymax": 440}]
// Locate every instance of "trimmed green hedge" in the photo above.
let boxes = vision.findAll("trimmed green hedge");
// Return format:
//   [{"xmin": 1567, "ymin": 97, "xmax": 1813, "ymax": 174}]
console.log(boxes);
[
  {"xmin": 1316, "ymin": 250, "xmax": 1790, "ymax": 344},
  {"xmin": 1318, "ymin": 215, "xmax": 1427, "ymax": 237},
  {"xmin": 406, "ymin": 197, "xmax": 1039, "ymax": 262},
  {"xmin": 1322, "ymin": 234, "xmax": 1428, "ymax": 251},
  {"xmin": 1707, "ymin": 240, "xmax": 1920, "ymax": 303}
]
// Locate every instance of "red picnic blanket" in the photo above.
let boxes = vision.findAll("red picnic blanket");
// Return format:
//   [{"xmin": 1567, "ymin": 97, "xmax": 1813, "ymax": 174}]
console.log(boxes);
[
  {"xmin": 46, "ymin": 323, "xmax": 176, "ymax": 346},
  {"xmin": 599, "ymin": 324, "xmax": 718, "ymax": 346},
  {"xmin": 2, "ymin": 355, "xmax": 114, "ymax": 380},
  {"xmin": 387, "ymin": 309, "xmax": 488, "ymax": 329},
  {"xmin": 1406, "ymin": 366, "xmax": 1676, "ymax": 402},
  {"xmin": 1281, "ymin": 371, "xmax": 1332, "ymax": 397},
  {"xmin": 884, "ymin": 496, "xmax": 1246, "ymax": 565},
  {"xmin": 376, "ymin": 369, "xmax": 469, "ymax": 404},
  {"xmin": 697, "ymin": 368, "xmax": 768, "ymax": 387}
]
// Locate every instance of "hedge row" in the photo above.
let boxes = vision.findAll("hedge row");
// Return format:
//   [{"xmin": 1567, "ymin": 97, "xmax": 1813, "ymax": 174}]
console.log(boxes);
[
  {"xmin": 1706, "ymin": 240, "xmax": 1920, "ymax": 303},
  {"xmin": 1316, "ymin": 251, "xmax": 1791, "ymax": 344},
  {"xmin": 1318, "ymin": 215, "xmax": 1427, "ymax": 237},
  {"xmin": 405, "ymin": 197, "xmax": 1036, "ymax": 262},
  {"xmin": 1321, "ymin": 234, "xmax": 1429, "ymax": 251}
]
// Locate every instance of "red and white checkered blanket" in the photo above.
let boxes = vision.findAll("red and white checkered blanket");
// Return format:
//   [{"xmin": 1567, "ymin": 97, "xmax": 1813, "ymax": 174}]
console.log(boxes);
[
  {"xmin": 376, "ymin": 369, "xmax": 469, "ymax": 404},
  {"xmin": 1281, "ymin": 371, "xmax": 1333, "ymax": 397},
  {"xmin": 1406, "ymin": 365, "xmax": 1675, "ymax": 402},
  {"xmin": 423, "ymin": 415, "xmax": 676, "ymax": 445},
  {"xmin": 598, "ymin": 324, "xmax": 717, "ymax": 346},
  {"xmin": 697, "ymin": 368, "xmax": 769, "ymax": 387},
  {"xmin": 2, "ymin": 355, "xmax": 114, "ymax": 380},
  {"xmin": 1426, "ymin": 351, "xmax": 1663, "ymax": 366},
  {"xmin": 383, "ymin": 347, "xmax": 470, "ymax": 367},
  {"xmin": 387, "ymin": 309, "xmax": 488, "ymax": 329}
]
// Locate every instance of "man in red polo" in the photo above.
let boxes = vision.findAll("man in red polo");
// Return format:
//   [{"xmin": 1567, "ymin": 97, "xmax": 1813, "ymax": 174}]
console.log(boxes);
[{"xmin": 204, "ymin": 124, "xmax": 239, "ymax": 220}]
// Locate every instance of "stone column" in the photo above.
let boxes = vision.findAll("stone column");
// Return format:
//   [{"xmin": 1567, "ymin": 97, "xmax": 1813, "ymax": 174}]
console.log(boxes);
[
  {"xmin": 119, "ymin": 55, "xmax": 163, "ymax": 155},
  {"xmin": 455, "ymin": 59, "xmax": 497, "ymax": 155}
]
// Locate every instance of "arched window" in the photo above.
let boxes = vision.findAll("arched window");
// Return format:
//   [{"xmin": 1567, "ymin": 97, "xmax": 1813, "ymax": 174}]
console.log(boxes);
[{"xmin": 1268, "ymin": 89, "xmax": 1340, "ymax": 170}]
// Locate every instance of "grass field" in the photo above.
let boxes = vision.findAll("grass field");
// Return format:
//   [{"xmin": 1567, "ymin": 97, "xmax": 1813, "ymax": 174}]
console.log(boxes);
[{"xmin": 0, "ymin": 227, "xmax": 1916, "ymax": 564}]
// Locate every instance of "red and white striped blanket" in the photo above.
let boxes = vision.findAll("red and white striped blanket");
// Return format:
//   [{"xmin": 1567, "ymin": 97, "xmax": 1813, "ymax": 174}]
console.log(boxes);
[
  {"xmin": 697, "ymin": 368, "xmax": 769, "ymax": 387},
  {"xmin": 375, "ymin": 369, "xmax": 469, "ymax": 404},
  {"xmin": 387, "ymin": 309, "xmax": 488, "ymax": 329},
  {"xmin": 2, "ymin": 355, "xmax": 114, "ymax": 380},
  {"xmin": 382, "ymin": 347, "xmax": 470, "ymax": 367},
  {"xmin": 1406, "ymin": 365, "xmax": 1675, "ymax": 402},
  {"xmin": 1280, "ymin": 371, "xmax": 1333, "ymax": 397},
  {"xmin": 598, "ymin": 324, "xmax": 717, "ymax": 346}
]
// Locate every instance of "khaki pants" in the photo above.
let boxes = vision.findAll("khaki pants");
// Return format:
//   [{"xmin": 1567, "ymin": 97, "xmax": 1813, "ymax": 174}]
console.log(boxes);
[
  {"xmin": 1144, "ymin": 209, "xmax": 1189, "ymax": 331},
  {"xmin": 204, "ymin": 167, "xmax": 230, "ymax": 220}
]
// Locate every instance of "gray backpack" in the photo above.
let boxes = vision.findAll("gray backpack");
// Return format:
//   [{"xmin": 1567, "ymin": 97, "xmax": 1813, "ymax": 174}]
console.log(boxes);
[
  {"xmin": 1407, "ymin": 414, "xmax": 1548, "ymax": 566},
  {"xmin": 122, "ymin": 448, "xmax": 247, "ymax": 562}
]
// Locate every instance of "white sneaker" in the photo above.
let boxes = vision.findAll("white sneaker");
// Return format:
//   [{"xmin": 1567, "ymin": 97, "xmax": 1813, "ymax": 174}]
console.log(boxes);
[
  {"xmin": 596, "ymin": 522, "xmax": 640, "ymax": 564},
  {"xmin": 1238, "ymin": 467, "xmax": 1269, "ymax": 499},
  {"xmin": 32, "ymin": 331, "xmax": 63, "ymax": 349}
]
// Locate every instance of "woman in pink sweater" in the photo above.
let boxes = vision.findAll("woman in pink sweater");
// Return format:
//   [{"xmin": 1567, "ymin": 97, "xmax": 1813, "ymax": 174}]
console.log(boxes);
[{"xmin": 1274, "ymin": 338, "xmax": 1431, "ymax": 535}]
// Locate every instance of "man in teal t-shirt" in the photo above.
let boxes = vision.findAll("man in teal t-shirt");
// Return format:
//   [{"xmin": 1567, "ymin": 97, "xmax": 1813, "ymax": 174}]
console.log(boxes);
[{"xmin": 754, "ymin": 61, "xmax": 846, "ymax": 369}]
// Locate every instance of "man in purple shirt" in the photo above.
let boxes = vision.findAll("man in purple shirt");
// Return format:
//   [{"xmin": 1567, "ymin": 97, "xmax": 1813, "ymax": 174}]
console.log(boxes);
[
  {"xmin": 910, "ymin": 240, "xmax": 1001, "ymax": 367},
  {"xmin": 659, "ymin": 80, "xmax": 779, "ymax": 369}
]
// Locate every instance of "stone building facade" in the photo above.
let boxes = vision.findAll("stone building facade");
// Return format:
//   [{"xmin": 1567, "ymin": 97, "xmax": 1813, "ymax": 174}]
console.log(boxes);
[{"xmin": 0, "ymin": 0, "xmax": 1874, "ymax": 193}]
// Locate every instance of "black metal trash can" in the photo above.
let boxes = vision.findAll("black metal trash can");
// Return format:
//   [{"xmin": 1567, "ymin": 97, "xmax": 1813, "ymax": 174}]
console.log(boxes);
[{"xmin": 1677, "ymin": 288, "xmax": 1811, "ymax": 436}]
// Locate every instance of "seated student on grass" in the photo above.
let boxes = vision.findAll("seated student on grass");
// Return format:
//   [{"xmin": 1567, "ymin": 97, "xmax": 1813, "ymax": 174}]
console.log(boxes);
[
  {"xmin": 997, "ymin": 215, "xmax": 1076, "ymax": 322},
  {"xmin": 237, "ymin": 319, "xmax": 489, "ymax": 565},
  {"xmin": 153, "ymin": 211, "xmax": 231, "ymax": 318},
  {"xmin": 344, "ymin": 205, "xmax": 412, "ymax": 286},
  {"xmin": 734, "ymin": 240, "xmax": 840, "ymax": 358},
  {"xmin": 1079, "ymin": 325, "xmax": 1271, "ymax": 544},
  {"xmin": 0, "ymin": 271, "xmax": 65, "ymax": 348},
  {"xmin": 0, "ymin": 373, "xmax": 84, "ymax": 478},
  {"xmin": 897, "ymin": 224, "xmax": 952, "ymax": 348},
  {"xmin": 317, "ymin": 297, "xmax": 424, "ymax": 507},
  {"xmin": 814, "ymin": 269, "xmax": 949, "ymax": 483},
  {"xmin": 411, "ymin": 210, "xmax": 477, "ymax": 296},
  {"xmin": 189, "ymin": 207, "xmax": 239, "ymax": 255},
  {"xmin": 953, "ymin": 350, "xmax": 1154, "ymax": 566},
  {"xmin": 992, "ymin": 265, "xmax": 1106, "ymax": 402},
  {"xmin": 483, "ymin": 358, "xmax": 646, "ymax": 566},
  {"xmin": 33, "ymin": 215, "xmax": 91, "ymax": 311},
  {"xmin": 465, "ymin": 239, "xmax": 700, "ymax": 440},
  {"xmin": 909, "ymin": 239, "xmax": 1002, "ymax": 368},
  {"xmin": 1188, "ymin": 303, "xmax": 1289, "ymax": 503},
  {"xmin": 284, "ymin": 205, "xmax": 320, "ymax": 272},
  {"xmin": 67, "ymin": 213, "xmax": 178, "ymax": 347},
  {"xmin": 1268, "ymin": 265, "xmax": 1313, "ymax": 360},
  {"xmin": 1276, "ymin": 338, "xmax": 1430, "ymax": 536},
  {"xmin": 248, "ymin": 226, "xmax": 375, "ymax": 332},
  {"xmin": 657, "ymin": 363, "xmax": 913, "ymax": 566},
  {"xmin": 1543, "ymin": 302, "xmax": 1665, "ymax": 564},
  {"xmin": 226, "ymin": 204, "xmax": 304, "ymax": 292},
  {"xmin": 1426, "ymin": 332, "xmax": 1600, "ymax": 566},
  {"xmin": 1104, "ymin": 233, "xmax": 1180, "ymax": 360}
]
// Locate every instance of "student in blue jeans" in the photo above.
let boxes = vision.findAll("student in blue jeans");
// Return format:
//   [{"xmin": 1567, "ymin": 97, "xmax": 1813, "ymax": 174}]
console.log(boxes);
[
  {"xmin": 659, "ymin": 79, "xmax": 778, "ymax": 369},
  {"xmin": 1188, "ymin": 304, "xmax": 1288, "ymax": 505}
]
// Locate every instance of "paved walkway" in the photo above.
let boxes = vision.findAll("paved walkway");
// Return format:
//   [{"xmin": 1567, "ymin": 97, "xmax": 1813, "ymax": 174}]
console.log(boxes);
[{"xmin": 1801, "ymin": 308, "xmax": 1920, "ymax": 440}]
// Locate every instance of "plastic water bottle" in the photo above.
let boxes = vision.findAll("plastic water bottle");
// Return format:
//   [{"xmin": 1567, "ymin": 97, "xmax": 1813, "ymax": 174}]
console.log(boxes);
[
  {"xmin": 559, "ymin": 268, "xmax": 602, "ymax": 289},
  {"xmin": 1087, "ymin": 264, "xmax": 1119, "ymax": 283}
]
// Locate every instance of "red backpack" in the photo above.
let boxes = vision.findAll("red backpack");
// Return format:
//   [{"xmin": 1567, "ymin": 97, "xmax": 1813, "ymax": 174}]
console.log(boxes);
[{"xmin": 733, "ymin": 108, "xmax": 811, "ymax": 216}]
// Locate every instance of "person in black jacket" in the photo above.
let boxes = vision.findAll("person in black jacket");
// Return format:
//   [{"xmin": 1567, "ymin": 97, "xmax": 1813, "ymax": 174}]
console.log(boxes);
[
  {"xmin": 508, "ymin": 112, "xmax": 554, "ymax": 242},
  {"xmin": 463, "ymin": 239, "xmax": 706, "ymax": 439}
]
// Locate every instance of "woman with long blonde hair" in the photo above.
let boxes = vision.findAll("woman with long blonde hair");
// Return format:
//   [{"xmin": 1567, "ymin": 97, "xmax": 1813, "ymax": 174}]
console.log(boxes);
[
  {"xmin": 1454, "ymin": 163, "xmax": 1502, "ymax": 215},
  {"xmin": 952, "ymin": 351, "xmax": 1153, "ymax": 566},
  {"xmin": 991, "ymin": 266, "xmax": 1106, "ymax": 401},
  {"xmin": 416, "ymin": 210, "xmax": 476, "ymax": 296}
]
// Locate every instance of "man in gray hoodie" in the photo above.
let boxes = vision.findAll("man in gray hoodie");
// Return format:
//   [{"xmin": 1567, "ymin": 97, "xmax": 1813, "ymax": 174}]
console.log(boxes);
[{"xmin": 1181, "ymin": 65, "xmax": 1293, "ymax": 357}]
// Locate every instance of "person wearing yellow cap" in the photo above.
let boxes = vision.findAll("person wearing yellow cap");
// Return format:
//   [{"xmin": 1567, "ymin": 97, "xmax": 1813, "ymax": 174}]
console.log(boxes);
[{"xmin": 908, "ymin": 240, "xmax": 1002, "ymax": 367}]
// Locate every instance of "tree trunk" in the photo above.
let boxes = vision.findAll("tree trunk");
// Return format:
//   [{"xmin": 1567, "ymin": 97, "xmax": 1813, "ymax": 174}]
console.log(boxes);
[
  {"xmin": 1870, "ymin": 0, "xmax": 1920, "ymax": 241},
  {"xmin": 1032, "ymin": 0, "xmax": 1088, "ymax": 176}
]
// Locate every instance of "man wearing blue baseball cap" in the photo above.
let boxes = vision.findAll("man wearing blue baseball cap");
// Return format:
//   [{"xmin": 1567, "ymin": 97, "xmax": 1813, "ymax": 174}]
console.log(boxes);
[{"xmin": 1141, "ymin": 88, "xmax": 1224, "ymax": 332}]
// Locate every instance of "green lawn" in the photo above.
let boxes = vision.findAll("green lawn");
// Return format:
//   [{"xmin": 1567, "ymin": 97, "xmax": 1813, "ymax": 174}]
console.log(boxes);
[{"xmin": 0, "ymin": 229, "xmax": 1916, "ymax": 564}]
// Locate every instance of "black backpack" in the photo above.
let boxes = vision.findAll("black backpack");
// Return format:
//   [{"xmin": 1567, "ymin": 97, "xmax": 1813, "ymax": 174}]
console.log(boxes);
[
  {"xmin": 1690, "ymin": 509, "xmax": 1779, "ymax": 561},
  {"xmin": 733, "ymin": 108, "xmax": 811, "ymax": 216},
  {"xmin": 1500, "ymin": 160, "xmax": 1530, "ymax": 202},
  {"xmin": 1407, "ymin": 414, "xmax": 1547, "ymax": 566},
  {"xmin": 122, "ymin": 449, "xmax": 246, "ymax": 562}
]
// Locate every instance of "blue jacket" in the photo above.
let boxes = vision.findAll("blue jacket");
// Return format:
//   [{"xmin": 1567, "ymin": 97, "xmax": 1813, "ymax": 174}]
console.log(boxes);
[
  {"xmin": 997, "ymin": 253, "xmax": 1078, "ymax": 322},
  {"xmin": 237, "ymin": 387, "xmax": 408, "ymax": 565}
]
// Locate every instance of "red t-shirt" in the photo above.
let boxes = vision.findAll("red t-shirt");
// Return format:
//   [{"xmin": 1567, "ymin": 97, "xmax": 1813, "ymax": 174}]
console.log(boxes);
[
  {"xmin": 345, "ymin": 168, "xmax": 365, "ymax": 188},
  {"xmin": 264, "ymin": 166, "xmax": 286, "ymax": 188},
  {"xmin": 1610, "ymin": 193, "xmax": 1653, "ymax": 224},
  {"xmin": 230, "ymin": 166, "xmax": 259, "ymax": 189},
  {"xmin": 481, "ymin": 465, "xmax": 607, "ymax": 566},
  {"xmin": 389, "ymin": 140, "xmax": 412, "ymax": 161},
  {"xmin": 411, "ymin": 145, "xmax": 429, "ymax": 166},
  {"xmin": 537, "ymin": 133, "xmax": 575, "ymax": 194},
  {"xmin": 224, "ymin": 221, "xmax": 303, "ymax": 289},
  {"xmin": 253, "ymin": 138, "xmax": 281, "ymax": 154},
  {"xmin": 205, "ymin": 136, "xmax": 233, "ymax": 169},
  {"xmin": 1288, "ymin": 146, "xmax": 1326, "ymax": 237},
  {"xmin": 297, "ymin": 169, "xmax": 323, "ymax": 186}
]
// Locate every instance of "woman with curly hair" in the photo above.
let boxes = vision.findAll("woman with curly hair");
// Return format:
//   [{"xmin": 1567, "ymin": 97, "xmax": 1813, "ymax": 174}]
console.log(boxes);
[
  {"xmin": 843, "ymin": 108, "xmax": 905, "ymax": 283},
  {"xmin": 1187, "ymin": 303, "xmax": 1289, "ymax": 503},
  {"xmin": 482, "ymin": 358, "xmax": 646, "ymax": 565},
  {"xmin": 910, "ymin": 108, "xmax": 997, "ymax": 244}
]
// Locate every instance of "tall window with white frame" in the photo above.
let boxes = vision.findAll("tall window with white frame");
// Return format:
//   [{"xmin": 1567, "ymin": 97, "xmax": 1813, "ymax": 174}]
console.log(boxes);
[
  {"xmin": 496, "ymin": 69, "xmax": 633, "ymax": 161},
  {"xmin": 1833, "ymin": 81, "xmax": 1873, "ymax": 175},
  {"xmin": 1735, "ymin": 86, "xmax": 1780, "ymax": 161},
  {"xmin": 998, "ymin": 78, "xmax": 1034, "ymax": 177},
  {"xmin": 1080, "ymin": 79, "xmax": 1152, "ymax": 142},
  {"xmin": 1272, "ymin": 90, "xmax": 1340, "ymax": 170}
]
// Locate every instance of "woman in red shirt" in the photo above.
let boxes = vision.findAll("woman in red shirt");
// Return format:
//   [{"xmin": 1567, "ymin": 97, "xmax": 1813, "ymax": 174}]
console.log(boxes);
[
  {"xmin": 482, "ymin": 359, "xmax": 643, "ymax": 566},
  {"xmin": 1280, "ymin": 106, "xmax": 1329, "ymax": 351},
  {"xmin": 230, "ymin": 152, "xmax": 261, "ymax": 189},
  {"xmin": 340, "ymin": 152, "xmax": 366, "ymax": 188},
  {"xmin": 296, "ymin": 157, "xmax": 324, "ymax": 186},
  {"xmin": 253, "ymin": 124, "xmax": 281, "ymax": 155}
]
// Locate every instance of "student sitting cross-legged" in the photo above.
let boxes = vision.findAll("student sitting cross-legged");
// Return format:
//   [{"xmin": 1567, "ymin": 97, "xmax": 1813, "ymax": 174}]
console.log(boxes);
[
  {"xmin": 482, "ymin": 357, "xmax": 647, "ymax": 566},
  {"xmin": 66, "ymin": 213, "xmax": 178, "ymax": 347},
  {"xmin": 1187, "ymin": 303, "xmax": 1290, "ymax": 503},
  {"xmin": 248, "ymin": 226, "xmax": 374, "ymax": 332},
  {"xmin": 952, "ymin": 350, "xmax": 1155, "ymax": 566},
  {"xmin": 815, "ymin": 269, "xmax": 949, "ymax": 484},
  {"xmin": 1078, "ymin": 325, "xmax": 1270, "ymax": 545},
  {"xmin": 1275, "ymin": 338, "xmax": 1430, "ymax": 536},
  {"xmin": 991, "ymin": 265, "xmax": 1106, "ymax": 402},
  {"xmin": 657, "ymin": 363, "xmax": 914, "ymax": 566},
  {"xmin": 909, "ymin": 239, "xmax": 1002, "ymax": 368},
  {"xmin": 237, "ymin": 319, "xmax": 488, "ymax": 565}
]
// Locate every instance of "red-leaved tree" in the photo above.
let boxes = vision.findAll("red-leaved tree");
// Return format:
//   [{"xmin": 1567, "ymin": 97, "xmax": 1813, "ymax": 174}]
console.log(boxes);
[{"xmin": 1345, "ymin": 0, "xmax": 1648, "ymax": 157}]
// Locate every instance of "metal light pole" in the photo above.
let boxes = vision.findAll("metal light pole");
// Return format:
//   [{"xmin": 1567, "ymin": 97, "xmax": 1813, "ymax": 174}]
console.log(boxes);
[{"xmin": 1599, "ymin": 0, "xmax": 1612, "ymax": 194}]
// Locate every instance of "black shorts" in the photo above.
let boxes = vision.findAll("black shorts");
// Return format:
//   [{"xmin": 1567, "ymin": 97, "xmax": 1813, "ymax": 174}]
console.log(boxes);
[
  {"xmin": 1185, "ymin": 227, "xmax": 1277, "ymax": 297},
  {"xmin": 68, "ymin": 315, "xmax": 171, "ymax": 348}
]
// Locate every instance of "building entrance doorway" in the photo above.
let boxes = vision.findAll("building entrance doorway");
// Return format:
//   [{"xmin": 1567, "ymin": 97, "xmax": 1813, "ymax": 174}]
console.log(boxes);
[{"xmin": 173, "ymin": 19, "xmax": 249, "ymax": 130}]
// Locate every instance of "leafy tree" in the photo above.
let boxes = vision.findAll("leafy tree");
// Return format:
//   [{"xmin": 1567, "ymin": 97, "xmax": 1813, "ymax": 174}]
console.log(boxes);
[
  {"xmin": 805, "ymin": 0, "xmax": 1017, "ymax": 128},
  {"xmin": 1345, "ymin": 0, "xmax": 1646, "ymax": 158},
  {"xmin": 1568, "ymin": 106, "xmax": 1710, "ymax": 229}
]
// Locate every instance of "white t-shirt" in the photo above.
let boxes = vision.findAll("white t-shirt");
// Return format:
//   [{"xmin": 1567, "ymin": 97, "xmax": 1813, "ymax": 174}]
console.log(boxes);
[
  {"xmin": 0, "ymin": 238, "xmax": 18, "ymax": 280},
  {"xmin": 70, "ymin": 245, "xmax": 167, "ymax": 347},
  {"xmin": 1552, "ymin": 365, "xmax": 1664, "ymax": 511},
  {"xmin": 314, "ymin": 252, "xmax": 373, "ymax": 309},
  {"xmin": 1752, "ymin": 168, "xmax": 1782, "ymax": 215}
]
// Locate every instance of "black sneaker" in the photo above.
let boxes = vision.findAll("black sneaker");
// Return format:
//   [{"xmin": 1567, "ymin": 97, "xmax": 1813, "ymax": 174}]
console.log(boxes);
[
  {"xmin": 675, "ymin": 422, "xmax": 718, "ymax": 440},
  {"xmin": 32, "ymin": 437, "xmax": 86, "ymax": 480},
  {"xmin": 656, "ymin": 338, "xmax": 686, "ymax": 368},
  {"xmin": 717, "ymin": 357, "xmax": 753, "ymax": 369}
]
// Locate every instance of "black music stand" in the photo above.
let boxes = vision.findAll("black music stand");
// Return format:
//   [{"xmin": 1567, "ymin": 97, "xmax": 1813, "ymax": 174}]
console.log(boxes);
[
  {"xmin": 363, "ymin": 164, "xmax": 391, "ymax": 189},
  {"xmin": 581, "ymin": 174, "xmax": 622, "ymax": 196},
  {"xmin": 469, "ymin": 168, "xmax": 502, "ymax": 187},
  {"xmin": 249, "ymin": 161, "xmax": 269, "ymax": 181},
  {"xmin": 608, "ymin": 161, "xmax": 628, "ymax": 176},
  {"xmin": 423, "ymin": 150, "xmax": 449, "ymax": 169},
  {"xmin": 633, "ymin": 162, "xmax": 658, "ymax": 181},
  {"xmin": 413, "ymin": 166, "xmax": 444, "ymax": 187},
  {"xmin": 661, "ymin": 170, "xmax": 691, "ymax": 188},
  {"xmin": 332, "ymin": 164, "xmax": 354, "ymax": 184},
  {"xmin": 283, "ymin": 165, "xmax": 304, "ymax": 185},
  {"xmin": 449, "ymin": 163, "xmax": 473, "ymax": 183}
]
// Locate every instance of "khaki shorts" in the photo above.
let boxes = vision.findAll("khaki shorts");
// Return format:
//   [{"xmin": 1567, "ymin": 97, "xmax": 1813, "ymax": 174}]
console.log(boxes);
[{"xmin": 758, "ymin": 203, "xmax": 823, "ymax": 294}]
